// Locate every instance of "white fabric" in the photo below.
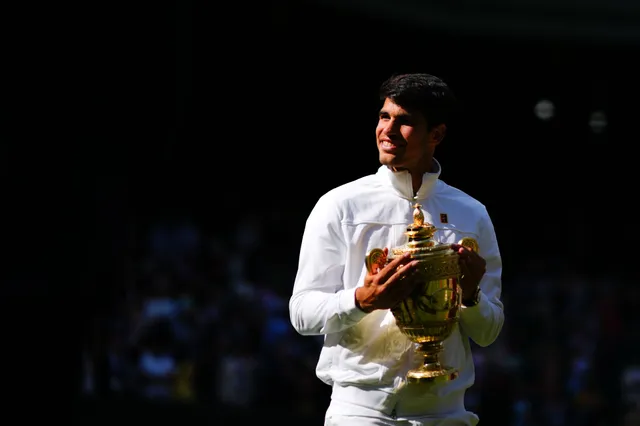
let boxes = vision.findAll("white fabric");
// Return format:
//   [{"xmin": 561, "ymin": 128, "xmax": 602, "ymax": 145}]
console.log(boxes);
[
  {"xmin": 326, "ymin": 402, "xmax": 478, "ymax": 426},
  {"xmin": 289, "ymin": 160, "xmax": 504, "ymax": 421}
]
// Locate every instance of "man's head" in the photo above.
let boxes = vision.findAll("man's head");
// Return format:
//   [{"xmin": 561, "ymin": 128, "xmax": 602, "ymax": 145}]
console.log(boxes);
[{"xmin": 376, "ymin": 73, "xmax": 457, "ymax": 173}]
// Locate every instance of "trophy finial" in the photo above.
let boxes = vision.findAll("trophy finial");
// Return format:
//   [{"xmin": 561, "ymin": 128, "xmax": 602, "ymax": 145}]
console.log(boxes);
[
  {"xmin": 412, "ymin": 203, "xmax": 424, "ymax": 227},
  {"xmin": 406, "ymin": 202, "xmax": 436, "ymax": 243}
]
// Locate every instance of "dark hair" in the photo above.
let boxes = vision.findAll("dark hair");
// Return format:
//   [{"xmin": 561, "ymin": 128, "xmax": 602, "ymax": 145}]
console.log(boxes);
[{"xmin": 379, "ymin": 73, "xmax": 458, "ymax": 129}]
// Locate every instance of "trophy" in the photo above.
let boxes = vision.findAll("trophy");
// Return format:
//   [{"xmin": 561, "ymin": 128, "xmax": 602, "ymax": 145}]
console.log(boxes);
[{"xmin": 365, "ymin": 203, "xmax": 479, "ymax": 384}]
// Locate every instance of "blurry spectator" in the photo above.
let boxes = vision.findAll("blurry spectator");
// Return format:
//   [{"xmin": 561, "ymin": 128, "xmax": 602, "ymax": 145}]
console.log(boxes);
[
  {"xmin": 622, "ymin": 365, "xmax": 640, "ymax": 416},
  {"xmin": 134, "ymin": 320, "xmax": 179, "ymax": 400},
  {"xmin": 138, "ymin": 270, "xmax": 180, "ymax": 322},
  {"xmin": 96, "ymin": 213, "xmax": 636, "ymax": 426},
  {"xmin": 215, "ymin": 334, "xmax": 259, "ymax": 409}
]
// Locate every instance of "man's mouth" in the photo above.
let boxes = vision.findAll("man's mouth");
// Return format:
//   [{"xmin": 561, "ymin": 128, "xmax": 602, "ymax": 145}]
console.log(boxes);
[{"xmin": 380, "ymin": 140, "xmax": 402, "ymax": 152}]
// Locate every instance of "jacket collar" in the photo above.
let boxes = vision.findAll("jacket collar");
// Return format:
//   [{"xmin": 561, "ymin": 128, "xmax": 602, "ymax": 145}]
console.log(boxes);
[{"xmin": 376, "ymin": 158, "xmax": 441, "ymax": 200}]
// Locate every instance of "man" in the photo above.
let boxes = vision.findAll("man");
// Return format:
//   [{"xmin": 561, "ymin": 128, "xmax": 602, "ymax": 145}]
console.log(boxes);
[{"xmin": 289, "ymin": 73, "xmax": 504, "ymax": 425}]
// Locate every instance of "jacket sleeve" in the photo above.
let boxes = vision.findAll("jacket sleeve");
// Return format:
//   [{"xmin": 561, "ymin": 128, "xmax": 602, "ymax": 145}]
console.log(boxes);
[
  {"xmin": 459, "ymin": 207, "xmax": 504, "ymax": 347},
  {"xmin": 289, "ymin": 195, "xmax": 369, "ymax": 336}
]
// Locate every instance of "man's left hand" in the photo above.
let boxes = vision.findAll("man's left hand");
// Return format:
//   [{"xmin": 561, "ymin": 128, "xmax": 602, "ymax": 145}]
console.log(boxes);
[{"xmin": 451, "ymin": 243, "xmax": 486, "ymax": 301}]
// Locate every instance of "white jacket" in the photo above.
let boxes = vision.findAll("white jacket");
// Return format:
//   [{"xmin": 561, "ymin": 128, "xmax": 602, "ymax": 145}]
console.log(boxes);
[{"xmin": 289, "ymin": 160, "xmax": 504, "ymax": 420}]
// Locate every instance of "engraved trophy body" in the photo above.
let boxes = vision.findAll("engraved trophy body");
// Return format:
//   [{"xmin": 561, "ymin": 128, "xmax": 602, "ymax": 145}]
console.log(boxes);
[{"xmin": 365, "ymin": 203, "xmax": 478, "ymax": 384}]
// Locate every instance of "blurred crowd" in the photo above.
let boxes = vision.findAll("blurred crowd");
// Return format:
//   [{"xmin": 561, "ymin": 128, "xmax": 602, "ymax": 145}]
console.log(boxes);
[{"xmin": 82, "ymin": 211, "xmax": 640, "ymax": 426}]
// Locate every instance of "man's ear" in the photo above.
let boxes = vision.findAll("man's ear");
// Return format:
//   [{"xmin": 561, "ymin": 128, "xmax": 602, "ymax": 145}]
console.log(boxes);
[{"xmin": 430, "ymin": 124, "xmax": 447, "ymax": 145}]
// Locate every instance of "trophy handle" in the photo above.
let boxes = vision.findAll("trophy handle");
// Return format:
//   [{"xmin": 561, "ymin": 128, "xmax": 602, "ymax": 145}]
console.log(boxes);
[
  {"xmin": 365, "ymin": 248, "xmax": 387, "ymax": 274},
  {"xmin": 458, "ymin": 237, "xmax": 479, "ymax": 253}
]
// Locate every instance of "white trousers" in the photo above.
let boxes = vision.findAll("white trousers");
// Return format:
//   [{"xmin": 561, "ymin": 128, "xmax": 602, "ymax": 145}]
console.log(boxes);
[
  {"xmin": 324, "ymin": 391, "xmax": 479, "ymax": 426},
  {"xmin": 325, "ymin": 414, "xmax": 477, "ymax": 426}
]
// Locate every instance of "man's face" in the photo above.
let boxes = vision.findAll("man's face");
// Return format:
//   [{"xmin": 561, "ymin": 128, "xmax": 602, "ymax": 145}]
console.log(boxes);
[{"xmin": 376, "ymin": 98, "xmax": 440, "ymax": 171}]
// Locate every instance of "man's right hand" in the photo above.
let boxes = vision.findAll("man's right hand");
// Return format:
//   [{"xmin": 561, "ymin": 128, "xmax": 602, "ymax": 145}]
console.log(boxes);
[{"xmin": 355, "ymin": 249, "xmax": 420, "ymax": 313}]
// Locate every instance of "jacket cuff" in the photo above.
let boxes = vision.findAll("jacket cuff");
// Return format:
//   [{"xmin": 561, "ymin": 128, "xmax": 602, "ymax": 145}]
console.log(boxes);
[
  {"xmin": 460, "ymin": 291, "xmax": 490, "ymax": 323},
  {"xmin": 339, "ymin": 286, "xmax": 369, "ymax": 323}
]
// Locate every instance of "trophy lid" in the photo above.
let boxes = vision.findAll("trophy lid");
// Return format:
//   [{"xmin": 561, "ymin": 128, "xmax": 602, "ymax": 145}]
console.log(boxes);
[{"xmin": 390, "ymin": 203, "xmax": 454, "ymax": 260}]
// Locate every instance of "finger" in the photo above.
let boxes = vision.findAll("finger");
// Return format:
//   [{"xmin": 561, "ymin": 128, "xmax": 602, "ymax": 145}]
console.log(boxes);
[
  {"xmin": 386, "ymin": 260, "xmax": 420, "ymax": 286},
  {"xmin": 452, "ymin": 244, "xmax": 471, "ymax": 259},
  {"xmin": 458, "ymin": 246, "xmax": 484, "ymax": 264},
  {"xmin": 378, "ymin": 252, "xmax": 412, "ymax": 281},
  {"xmin": 459, "ymin": 248, "xmax": 481, "ymax": 264}
]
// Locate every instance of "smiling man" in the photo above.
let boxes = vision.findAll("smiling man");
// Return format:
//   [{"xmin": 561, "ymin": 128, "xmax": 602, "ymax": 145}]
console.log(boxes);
[{"xmin": 289, "ymin": 73, "xmax": 504, "ymax": 426}]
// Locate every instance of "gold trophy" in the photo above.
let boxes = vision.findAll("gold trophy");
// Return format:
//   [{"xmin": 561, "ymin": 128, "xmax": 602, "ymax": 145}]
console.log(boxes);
[{"xmin": 365, "ymin": 203, "xmax": 479, "ymax": 384}]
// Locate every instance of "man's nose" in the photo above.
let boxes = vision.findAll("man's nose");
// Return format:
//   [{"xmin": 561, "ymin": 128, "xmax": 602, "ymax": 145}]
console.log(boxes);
[{"xmin": 383, "ymin": 120, "xmax": 398, "ymax": 135}]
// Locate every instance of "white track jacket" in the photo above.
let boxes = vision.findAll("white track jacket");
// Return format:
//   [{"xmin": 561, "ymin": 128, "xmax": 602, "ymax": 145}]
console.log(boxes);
[{"xmin": 289, "ymin": 160, "xmax": 504, "ymax": 422}]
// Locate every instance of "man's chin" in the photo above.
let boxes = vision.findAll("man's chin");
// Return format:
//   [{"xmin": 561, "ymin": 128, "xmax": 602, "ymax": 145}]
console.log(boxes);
[{"xmin": 379, "ymin": 154, "xmax": 403, "ymax": 168}]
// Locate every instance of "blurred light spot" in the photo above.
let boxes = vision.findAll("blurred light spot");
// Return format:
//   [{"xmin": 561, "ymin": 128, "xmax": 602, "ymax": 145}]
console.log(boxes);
[
  {"xmin": 534, "ymin": 99, "xmax": 555, "ymax": 121},
  {"xmin": 589, "ymin": 110, "xmax": 607, "ymax": 134}
]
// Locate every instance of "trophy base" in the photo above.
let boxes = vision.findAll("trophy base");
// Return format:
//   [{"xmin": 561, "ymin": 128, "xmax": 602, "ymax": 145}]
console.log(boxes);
[
  {"xmin": 406, "ymin": 365, "xmax": 459, "ymax": 384},
  {"xmin": 406, "ymin": 341, "xmax": 459, "ymax": 384}
]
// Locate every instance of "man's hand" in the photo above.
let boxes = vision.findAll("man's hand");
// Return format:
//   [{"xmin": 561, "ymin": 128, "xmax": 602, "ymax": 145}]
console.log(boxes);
[
  {"xmin": 451, "ymin": 243, "xmax": 487, "ymax": 303},
  {"xmin": 355, "ymin": 249, "xmax": 420, "ymax": 313}
]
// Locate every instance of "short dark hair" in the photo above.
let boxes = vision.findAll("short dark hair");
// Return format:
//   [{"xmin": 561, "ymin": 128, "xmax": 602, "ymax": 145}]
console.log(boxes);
[{"xmin": 379, "ymin": 73, "xmax": 457, "ymax": 129}]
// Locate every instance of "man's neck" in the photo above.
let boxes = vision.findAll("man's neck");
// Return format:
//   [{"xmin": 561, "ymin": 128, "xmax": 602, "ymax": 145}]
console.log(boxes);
[
  {"xmin": 411, "ymin": 174, "xmax": 423, "ymax": 196},
  {"xmin": 410, "ymin": 160, "xmax": 437, "ymax": 195},
  {"xmin": 388, "ymin": 159, "xmax": 437, "ymax": 195}
]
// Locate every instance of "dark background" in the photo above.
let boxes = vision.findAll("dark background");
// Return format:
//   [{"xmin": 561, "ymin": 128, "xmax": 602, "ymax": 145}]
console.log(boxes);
[
  {"xmin": 106, "ymin": 0, "xmax": 638, "ymax": 269},
  {"xmin": 5, "ymin": 1, "xmax": 639, "ymax": 425}
]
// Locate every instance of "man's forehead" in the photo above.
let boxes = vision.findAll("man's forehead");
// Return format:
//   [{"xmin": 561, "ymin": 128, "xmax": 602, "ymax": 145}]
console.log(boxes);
[
  {"xmin": 380, "ymin": 99, "xmax": 419, "ymax": 118},
  {"xmin": 380, "ymin": 99, "xmax": 408, "ymax": 113}
]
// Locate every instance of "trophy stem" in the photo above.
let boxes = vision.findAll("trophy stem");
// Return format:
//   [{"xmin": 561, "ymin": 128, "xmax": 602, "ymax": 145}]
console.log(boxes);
[{"xmin": 406, "ymin": 341, "xmax": 459, "ymax": 384}]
